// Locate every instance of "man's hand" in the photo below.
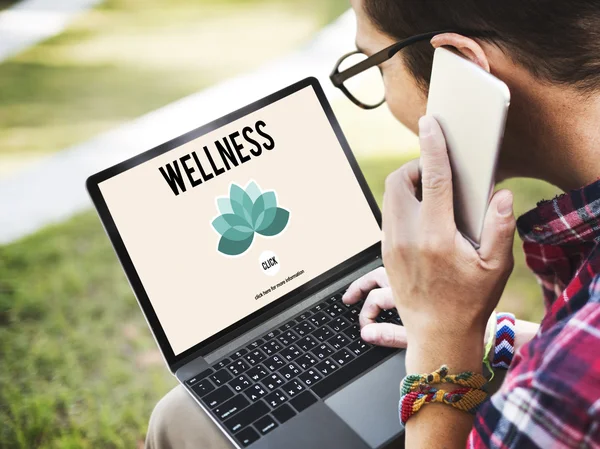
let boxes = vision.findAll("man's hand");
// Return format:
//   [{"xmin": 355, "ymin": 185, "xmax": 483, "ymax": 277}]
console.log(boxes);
[
  {"xmin": 383, "ymin": 115, "xmax": 516, "ymax": 373},
  {"xmin": 342, "ymin": 267, "xmax": 407, "ymax": 348}
]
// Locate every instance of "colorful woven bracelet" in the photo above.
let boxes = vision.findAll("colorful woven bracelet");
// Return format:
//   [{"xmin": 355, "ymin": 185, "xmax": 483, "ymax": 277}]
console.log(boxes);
[
  {"xmin": 400, "ymin": 365, "xmax": 487, "ymax": 395},
  {"xmin": 399, "ymin": 385, "xmax": 488, "ymax": 425},
  {"xmin": 492, "ymin": 312, "xmax": 516, "ymax": 369}
]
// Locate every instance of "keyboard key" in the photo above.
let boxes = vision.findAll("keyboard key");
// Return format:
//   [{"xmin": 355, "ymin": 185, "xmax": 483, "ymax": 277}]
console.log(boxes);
[
  {"xmin": 214, "ymin": 358, "xmax": 231, "ymax": 370},
  {"xmin": 210, "ymin": 369, "xmax": 233, "ymax": 386},
  {"xmin": 297, "ymin": 335, "xmax": 318, "ymax": 352},
  {"xmin": 298, "ymin": 368, "xmax": 322, "ymax": 387},
  {"xmin": 313, "ymin": 326, "xmax": 333, "ymax": 342},
  {"xmin": 261, "ymin": 340, "xmax": 282, "ymax": 356},
  {"xmin": 329, "ymin": 334, "xmax": 350, "ymax": 351},
  {"xmin": 313, "ymin": 346, "xmax": 396, "ymax": 399},
  {"xmin": 230, "ymin": 374, "xmax": 252, "ymax": 393},
  {"xmin": 264, "ymin": 354, "xmax": 285, "ymax": 372},
  {"xmin": 263, "ymin": 329, "xmax": 281, "ymax": 341},
  {"xmin": 324, "ymin": 303, "xmax": 345, "ymax": 318},
  {"xmin": 282, "ymin": 379, "xmax": 305, "ymax": 397},
  {"xmin": 344, "ymin": 324, "xmax": 361, "ymax": 340},
  {"xmin": 246, "ymin": 364, "xmax": 270, "ymax": 382},
  {"xmin": 278, "ymin": 319, "xmax": 297, "ymax": 332},
  {"xmin": 204, "ymin": 385, "xmax": 234, "ymax": 409},
  {"xmin": 290, "ymin": 390, "xmax": 318, "ymax": 412},
  {"xmin": 347, "ymin": 339, "xmax": 371, "ymax": 356},
  {"xmin": 278, "ymin": 330, "xmax": 299, "ymax": 346},
  {"xmin": 264, "ymin": 389, "xmax": 288, "ymax": 408},
  {"xmin": 272, "ymin": 403, "xmax": 296, "ymax": 424},
  {"xmin": 295, "ymin": 321, "xmax": 315, "ymax": 337},
  {"xmin": 247, "ymin": 338, "xmax": 265, "ymax": 350},
  {"xmin": 191, "ymin": 378, "xmax": 215, "ymax": 397},
  {"xmin": 228, "ymin": 360, "xmax": 250, "ymax": 376},
  {"xmin": 280, "ymin": 345, "xmax": 302, "ymax": 362},
  {"xmin": 329, "ymin": 316, "xmax": 351, "ymax": 332},
  {"xmin": 254, "ymin": 415, "xmax": 278, "ymax": 435},
  {"xmin": 297, "ymin": 311, "xmax": 312, "ymax": 322},
  {"xmin": 186, "ymin": 368, "xmax": 213, "ymax": 386},
  {"xmin": 279, "ymin": 363, "xmax": 301, "ymax": 381},
  {"xmin": 326, "ymin": 295, "xmax": 338, "ymax": 304},
  {"xmin": 244, "ymin": 349, "xmax": 266, "ymax": 366},
  {"xmin": 310, "ymin": 302, "xmax": 326, "ymax": 314},
  {"xmin": 332, "ymin": 348, "xmax": 355, "ymax": 367},
  {"xmin": 224, "ymin": 400, "xmax": 269, "ymax": 433},
  {"xmin": 315, "ymin": 359, "xmax": 339, "ymax": 377},
  {"xmin": 235, "ymin": 426, "xmax": 259, "ymax": 447},
  {"xmin": 214, "ymin": 394, "xmax": 250, "ymax": 421},
  {"xmin": 295, "ymin": 353, "xmax": 318, "ymax": 370},
  {"xmin": 263, "ymin": 373, "xmax": 285, "ymax": 390},
  {"xmin": 343, "ymin": 308, "xmax": 360, "ymax": 322},
  {"xmin": 313, "ymin": 343, "xmax": 334, "ymax": 360},
  {"xmin": 244, "ymin": 384, "xmax": 268, "ymax": 402},
  {"xmin": 231, "ymin": 348, "xmax": 248, "ymax": 360},
  {"xmin": 309, "ymin": 312, "xmax": 330, "ymax": 327}
]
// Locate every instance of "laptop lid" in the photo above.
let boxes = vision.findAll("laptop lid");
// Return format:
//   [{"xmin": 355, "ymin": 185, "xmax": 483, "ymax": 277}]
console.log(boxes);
[{"xmin": 86, "ymin": 77, "xmax": 382, "ymax": 371}]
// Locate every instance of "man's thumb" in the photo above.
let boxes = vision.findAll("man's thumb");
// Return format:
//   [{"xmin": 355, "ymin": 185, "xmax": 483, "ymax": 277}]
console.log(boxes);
[
  {"xmin": 361, "ymin": 323, "xmax": 407, "ymax": 348},
  {"xmin": 478, "ymin": 189, "xmax": 516, "ymax": 266}
]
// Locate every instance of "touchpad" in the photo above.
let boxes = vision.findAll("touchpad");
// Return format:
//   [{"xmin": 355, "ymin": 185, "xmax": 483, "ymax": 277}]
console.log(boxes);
[{"xmin": 325, "ymin": 351, "xmax": 406, "ymax": 448}]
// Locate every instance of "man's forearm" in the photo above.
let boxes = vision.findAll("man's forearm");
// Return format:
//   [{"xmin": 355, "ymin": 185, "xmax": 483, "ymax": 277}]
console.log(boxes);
[
  {"xmin": 404, "ymin": 328, "xmax": 484, "ymax": 449},
  {"xmin": 402, "ymin": 318, "xmax": 540, "ymax": 449}
]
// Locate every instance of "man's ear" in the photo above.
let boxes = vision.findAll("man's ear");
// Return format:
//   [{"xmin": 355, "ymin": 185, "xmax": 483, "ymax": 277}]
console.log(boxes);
[{"xmin": 430, "ymin": 33, "xmax": 490, "ymax": 72}]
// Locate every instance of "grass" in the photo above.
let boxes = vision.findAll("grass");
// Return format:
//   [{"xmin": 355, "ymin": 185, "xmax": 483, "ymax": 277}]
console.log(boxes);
[
  {"xmin": 0, "ymin": 0, "xmax": 348, "ymax": 160},
  {"xmin": 0, "ymin": 153, "xmax": 560, "ymax": 448}
]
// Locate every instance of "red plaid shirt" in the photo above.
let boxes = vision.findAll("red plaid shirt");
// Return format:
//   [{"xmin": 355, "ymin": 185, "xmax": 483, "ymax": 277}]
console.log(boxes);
[{"xmin": 468, "ymin": 179, "xmax": 600, "ymax": 448}]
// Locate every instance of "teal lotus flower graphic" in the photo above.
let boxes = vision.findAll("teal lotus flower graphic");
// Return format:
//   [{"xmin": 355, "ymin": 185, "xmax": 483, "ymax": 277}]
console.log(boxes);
[{"xmin": 211, "ymin": 181, "xmax": 290, "ymax": 256}]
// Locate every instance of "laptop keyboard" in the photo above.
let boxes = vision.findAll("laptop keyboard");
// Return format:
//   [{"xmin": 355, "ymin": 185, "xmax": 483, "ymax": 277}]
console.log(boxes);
[{"xmin": 184, "ymin": 288, "xmax": 402, "ymax": 447}]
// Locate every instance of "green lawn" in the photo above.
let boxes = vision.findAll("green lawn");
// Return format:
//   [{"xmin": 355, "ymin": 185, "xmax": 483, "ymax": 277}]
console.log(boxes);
[
  {"xmin": 0, "ymin": 153, "xmax": 559, "ymax": 447},
  {"xmin": 0, "ymin": 0, "xmax": 348, "ymax": 160}
]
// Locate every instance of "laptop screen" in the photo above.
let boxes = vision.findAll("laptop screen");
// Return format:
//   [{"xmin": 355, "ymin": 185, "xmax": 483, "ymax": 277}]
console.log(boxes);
[{"xmin": 98, "ymin": 85, "xmax": 381, "ymax": 356}]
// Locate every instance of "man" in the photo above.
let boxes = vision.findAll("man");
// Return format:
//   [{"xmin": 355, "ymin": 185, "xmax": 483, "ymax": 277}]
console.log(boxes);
[{"xmin": 146, "ymin": 0, "xmax": 600, "ymax": 447}]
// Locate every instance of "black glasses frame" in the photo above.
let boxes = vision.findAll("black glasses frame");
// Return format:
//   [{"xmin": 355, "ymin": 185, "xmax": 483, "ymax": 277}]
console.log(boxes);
[{"xmin": 330, "ymin": 29, "xmax": 493, "ymax": 109}]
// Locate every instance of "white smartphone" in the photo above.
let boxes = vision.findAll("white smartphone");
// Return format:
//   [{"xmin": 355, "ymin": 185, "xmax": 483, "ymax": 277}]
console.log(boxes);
[{"xmin": 425, "ymin": 46, "xmax": 511, "ymax": 248}]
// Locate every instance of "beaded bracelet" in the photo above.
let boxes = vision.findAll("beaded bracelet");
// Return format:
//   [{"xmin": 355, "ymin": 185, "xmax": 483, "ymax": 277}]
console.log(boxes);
[
  {"xmin": 400, "ymin": 365, "xmax": 487, "ymax": 395},
  {"xmin": 492, "ymin": 312, "xmax": 516, "ymax": 369},
  {"xmin": 399, "ymin": 385, "xmax": 488, "ymax": 425}
]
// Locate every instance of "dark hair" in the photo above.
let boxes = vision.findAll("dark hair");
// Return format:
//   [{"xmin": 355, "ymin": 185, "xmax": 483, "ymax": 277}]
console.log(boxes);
[{"xmin": 363, "ymin": 0, "xmax": 600, "ymax": 92}]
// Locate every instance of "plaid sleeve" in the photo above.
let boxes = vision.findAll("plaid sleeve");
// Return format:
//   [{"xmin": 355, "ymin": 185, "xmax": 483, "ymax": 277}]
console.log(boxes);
[{"xmin": 467, "ymin": 275, "xmax": 600, "ymax": 449}]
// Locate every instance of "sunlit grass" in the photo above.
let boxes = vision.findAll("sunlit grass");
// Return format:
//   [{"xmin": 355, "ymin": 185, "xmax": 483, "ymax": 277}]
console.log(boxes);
[{"xmin": 0, "ymin": 0, "xmax": 349, "ymax": 158}]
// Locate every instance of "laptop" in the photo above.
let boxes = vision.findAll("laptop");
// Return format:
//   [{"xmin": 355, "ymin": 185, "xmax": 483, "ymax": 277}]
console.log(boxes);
[{"xmin": 86, "ymin": 77, "xmax": 406, "ymax": 449}]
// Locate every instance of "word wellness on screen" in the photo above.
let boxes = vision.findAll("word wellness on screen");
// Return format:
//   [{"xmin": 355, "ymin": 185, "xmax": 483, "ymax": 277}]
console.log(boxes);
[{"xmin": 159, "ymin": 120, "xmax": 275, "ymax": 196}]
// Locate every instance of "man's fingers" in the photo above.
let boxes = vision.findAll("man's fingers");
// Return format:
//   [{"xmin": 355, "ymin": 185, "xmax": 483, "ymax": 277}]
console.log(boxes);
[
  {"xmin": 358, "ymin": 288, "xmax": 395, "ymax": 328},
  {"xmin": 418, "ymin": 116, "xmax": 454, "ymax": 223},
  {"xmin": 342, "ymin": 267, "xmax": 389, "ymax": 304},
  {"xmin": 361, "ymin": 323, "xmax": 407, "ymax": 348},
  {"xmin": 478, "ymin": 189, "xmax": 516, "ymax": 267}
]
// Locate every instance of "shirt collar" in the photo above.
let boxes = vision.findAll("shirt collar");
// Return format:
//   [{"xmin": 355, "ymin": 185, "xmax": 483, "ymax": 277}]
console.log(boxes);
[{"xmin": 517, "ymin": 178, "xmax": 600, "ymax": 245}]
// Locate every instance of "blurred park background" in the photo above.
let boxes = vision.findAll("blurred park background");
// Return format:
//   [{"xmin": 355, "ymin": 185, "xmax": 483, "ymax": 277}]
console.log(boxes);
[{"xmin": 0, "ymin": 0, "xmax": 560, "ymax": 447}]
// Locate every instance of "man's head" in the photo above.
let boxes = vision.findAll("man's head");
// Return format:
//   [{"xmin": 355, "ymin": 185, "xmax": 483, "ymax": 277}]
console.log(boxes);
[{"xmin": 350, "ymin": 0, "xmax": 600, "ymax": 183}]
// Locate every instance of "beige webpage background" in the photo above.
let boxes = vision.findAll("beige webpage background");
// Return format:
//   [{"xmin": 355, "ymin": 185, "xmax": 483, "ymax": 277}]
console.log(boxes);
[{"xmin": 99, "ymin": 86, "xmax": 381, "ymax": 355}]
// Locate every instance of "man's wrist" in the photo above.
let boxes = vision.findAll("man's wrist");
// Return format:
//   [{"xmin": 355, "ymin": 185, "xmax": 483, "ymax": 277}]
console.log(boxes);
[{"xmin": 405, "ymin": 333, "xmax": 485, "ymax": 374}]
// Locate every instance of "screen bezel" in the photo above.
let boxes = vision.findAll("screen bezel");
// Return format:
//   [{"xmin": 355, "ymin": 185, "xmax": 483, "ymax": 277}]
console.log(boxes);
[{"xmin": 86, "ymin": 77, "xmax": 382, "ymax": 371}]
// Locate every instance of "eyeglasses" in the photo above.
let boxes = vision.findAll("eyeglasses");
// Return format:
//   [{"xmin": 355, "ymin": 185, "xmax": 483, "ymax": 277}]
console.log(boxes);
[{"xmin": 330, "ymin": 29, "xmax": 490, "ymax": 110}]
